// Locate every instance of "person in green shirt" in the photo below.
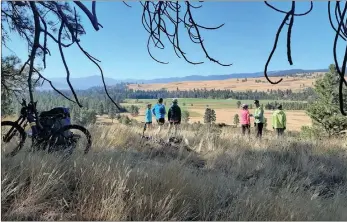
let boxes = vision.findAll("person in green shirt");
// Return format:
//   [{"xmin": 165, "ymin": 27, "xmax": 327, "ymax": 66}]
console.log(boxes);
[
  {"xmin": 253, "ymin": 100, "xmax": 265, "ymax": 138},
  {"xmin": 272, "ymin": 104, "xmax": 286, "ymax": 137}
]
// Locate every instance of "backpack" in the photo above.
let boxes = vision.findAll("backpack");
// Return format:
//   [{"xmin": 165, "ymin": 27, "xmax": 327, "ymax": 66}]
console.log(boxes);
[{"xmin": 40, "ymin": 107, "xmax": 71, "ymax": 137}]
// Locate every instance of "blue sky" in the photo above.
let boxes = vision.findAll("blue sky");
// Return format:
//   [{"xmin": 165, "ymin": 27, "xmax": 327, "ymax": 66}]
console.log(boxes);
[{"xmin": 2, "ymin": 1, "xmax": 344, "ymax": 80}]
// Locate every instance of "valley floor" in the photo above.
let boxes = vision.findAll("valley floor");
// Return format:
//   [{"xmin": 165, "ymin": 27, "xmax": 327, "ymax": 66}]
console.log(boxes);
[{"xmin": 117, "ymin": 98, "xmax": 311, "ymax": 131}]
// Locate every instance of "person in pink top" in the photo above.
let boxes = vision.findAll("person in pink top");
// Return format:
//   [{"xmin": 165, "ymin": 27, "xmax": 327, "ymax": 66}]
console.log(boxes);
[{"xmin": 240, "ymin": 104, "xmax": 251, "ymax": 136}]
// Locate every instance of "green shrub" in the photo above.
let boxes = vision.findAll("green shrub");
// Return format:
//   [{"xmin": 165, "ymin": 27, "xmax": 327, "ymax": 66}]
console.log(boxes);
[{"xmin": 300, "ymin": 126, "xmax": 324, "ymax": 139}]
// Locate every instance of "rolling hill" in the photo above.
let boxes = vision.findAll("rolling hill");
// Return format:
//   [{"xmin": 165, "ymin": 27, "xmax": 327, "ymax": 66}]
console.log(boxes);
[
  {"xmin": 128, "ymin": 73, "xmax": 325, "ymax": 92},
  {"xmin": 39, "ymin": 68, "xmax": 328, "ymax": 90}
]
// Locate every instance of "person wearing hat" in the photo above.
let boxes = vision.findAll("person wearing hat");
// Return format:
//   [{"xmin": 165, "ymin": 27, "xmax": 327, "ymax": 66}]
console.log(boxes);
[
  {"xmin": 253, "ymin": 100, "xmax": 265, "ymax": 138},
  {"xmin": 168, "ymin": 98, "xmax": 182, "ymax": 137},
  {"xmin": 240, "ymin": 104, "xmax": 251, "ymax": 136},
  {"xmin": 272, "ymin": 104, "xmax": 286, "ymax": 137},
  {"xmin": 152, "ymin": 98, "xmax": 166, "ymax": 134}
]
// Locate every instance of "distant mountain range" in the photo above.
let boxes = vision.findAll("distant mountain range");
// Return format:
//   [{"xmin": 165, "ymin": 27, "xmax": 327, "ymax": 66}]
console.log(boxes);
[{"xmin": 39, "ymin": 68, "xmax": 328, "ymax": 90}]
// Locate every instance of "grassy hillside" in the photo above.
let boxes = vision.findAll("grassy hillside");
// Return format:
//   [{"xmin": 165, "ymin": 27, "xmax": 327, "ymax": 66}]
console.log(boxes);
[
  {"xmin": 2, "ymin": 123, "xmax": 347, "ymax": 220},
  {"xmin": 127, "ymin": 75, "xmax": 323, "ymax": 92}
]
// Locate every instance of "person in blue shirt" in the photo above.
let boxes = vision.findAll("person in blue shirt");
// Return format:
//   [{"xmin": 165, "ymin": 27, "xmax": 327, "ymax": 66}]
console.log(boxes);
[
  {"xmin": 152, "ymin": 98, "xmax": 166, "ymax": 135},
  {"xmin": 142, "ymin": 103, "xmax": 152, "ymax": 137}
]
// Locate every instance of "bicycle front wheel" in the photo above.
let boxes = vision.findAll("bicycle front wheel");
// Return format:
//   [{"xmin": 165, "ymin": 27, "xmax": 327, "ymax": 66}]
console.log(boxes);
[
  {"xmin": 1, "ymin": 121, "xmax": 26, "ymax": 157},
  {"xmin": 48, "ymin": 124, "xmax": 92, "ymax": 154}
]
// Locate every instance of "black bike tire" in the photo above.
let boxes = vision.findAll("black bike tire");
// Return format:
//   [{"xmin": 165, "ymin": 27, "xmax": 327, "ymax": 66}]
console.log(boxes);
[
  {"xmin": 49, "ymin": 124, "xmax": 92, "ymax": 154},
  {"xmin": 1, "ymin": 121, "xmax": 26, "ymax": 157}
]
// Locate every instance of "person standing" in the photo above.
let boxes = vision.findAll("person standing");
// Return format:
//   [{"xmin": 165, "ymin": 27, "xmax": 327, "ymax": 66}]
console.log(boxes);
[
  {"xmin": 152, "ymin": 98, "xmax": 166, "ymax": 135},
  {"xmin": 168, "ymin": 98, "xmax": 181, "ymax": 137},
  {"xmin": 272, "ymin": 104, "xmax": 286, "ymax": 137},
  {"xmin": 240, "ymin": 104, "xmax": 251, "ymax": 136},
  {"xmin": 254, "ymin": 100, "xmax": 265, "ymax": 138},
  {"xmin": 142, "ymin": 103, "xmax": 152, "ymax": 137}
]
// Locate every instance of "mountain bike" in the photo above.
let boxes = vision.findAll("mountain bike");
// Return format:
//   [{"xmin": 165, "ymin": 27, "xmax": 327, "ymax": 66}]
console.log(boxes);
[{"xmin": 1, "ymin": 99, "xmax": 92, "ymax": 157}]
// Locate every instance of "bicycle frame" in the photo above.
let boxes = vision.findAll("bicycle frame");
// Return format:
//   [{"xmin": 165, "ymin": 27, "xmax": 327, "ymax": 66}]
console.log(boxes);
[{"xmin": 3, "ymin": 99, "xmax": 41, "ymax": 142}]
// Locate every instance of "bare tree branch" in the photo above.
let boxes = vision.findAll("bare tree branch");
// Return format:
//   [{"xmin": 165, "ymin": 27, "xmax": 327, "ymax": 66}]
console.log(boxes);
[
  {"xmin": 57, "ymin": 21, "xmax": 82, "ymax": 107},
  {"xmin": 33, "ymin": 67, "xmax": 76, "ymax": 103}
]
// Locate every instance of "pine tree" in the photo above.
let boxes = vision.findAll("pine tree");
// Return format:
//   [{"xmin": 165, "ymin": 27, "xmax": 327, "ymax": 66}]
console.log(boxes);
[
  {"xmin": 204, "ymin": 108, "xmax": 216, "ymax": 124},
  {"xmin": 71, "ymin": 106, "xmax": 80, "ymax": 124},
  {"xmin": 129, "ymin": 105, "xmax": 139, "ymax": 117},
  {"xmin": 204, "ymin": 108, "xmax": 212, "ymax": 124},
  {"xmin": 79, "ymin": 109, "xmax": 89, "ymax": 126},
  {"xmin": 306, "ymin": 64, "xmax": 347, "ymax": 136},
  {"xmin": 211, "ymin": 109, "xmax": 216, "ymax": 123},
  {"xmin": 264, "ymin": 117, "xmax": 268, "ymax": 128},
  {"xmin": 1, "ymin": 56, "xmax": 28, "ymax": 116},
  {"xmin": 88, "ymin": 110, "xmax": 97, "ymax": 124},
  {"xmin": 108, "ymin": 105, "xmax": 116, "ymax": 123},
  {"xmin": 104, "ymin": 100, "xmax": 110, "ymax": 114},
  {"xmin": 233, "ymin": 114, "xmax": 240, "ymax": 126},
  {"xmin": 80, "ymin": 109, "xmax": 97, "ymax": 126},
  {"xmin": 98, "ymin": 102, "xmax": 104, "ymax": 116},
  {"xmin": 182, "ymin": 110, "xmax": 190, "ymax": 123},
  {"xmin": 237, "ymin": 101, "xmax": 241, "ymax": 108},
  {"xmin": 83, "ymin": 99, "xmax": 90, "ymax": 110}
]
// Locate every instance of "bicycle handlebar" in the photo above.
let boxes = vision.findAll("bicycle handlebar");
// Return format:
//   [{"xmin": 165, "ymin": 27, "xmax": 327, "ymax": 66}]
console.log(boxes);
[
  {"xmin": 21, "ymin": 99, "xmax": 27, "ymax": 107},
  {"xmin": 21, "ymin": 99, "xmax": 38, "ymax": 109}
]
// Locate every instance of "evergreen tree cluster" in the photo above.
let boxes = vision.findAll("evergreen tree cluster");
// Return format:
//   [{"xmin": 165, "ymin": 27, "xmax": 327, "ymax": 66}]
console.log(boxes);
[
  {"xmin": 264, "ymin": 101, "xmax": 309, "ymax": 110},
  {"xmin": 37, "ymin": 82, "xmax": 317, "ymax": 102}
]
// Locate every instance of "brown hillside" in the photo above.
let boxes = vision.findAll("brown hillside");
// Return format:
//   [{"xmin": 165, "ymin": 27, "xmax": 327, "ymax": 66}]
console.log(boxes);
[{"xmin": 128, "ymin": 73, "xmax": 326, "ymax": 92}]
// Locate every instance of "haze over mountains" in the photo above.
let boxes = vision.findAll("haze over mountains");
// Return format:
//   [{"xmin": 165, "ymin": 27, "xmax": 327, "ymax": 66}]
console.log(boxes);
[{"xmin": 40, "ymin": 68, "xmax": 328, "ymax": 90}]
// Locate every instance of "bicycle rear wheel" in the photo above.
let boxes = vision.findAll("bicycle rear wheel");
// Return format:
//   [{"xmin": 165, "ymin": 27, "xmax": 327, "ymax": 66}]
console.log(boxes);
[
  {"xmin": 48, "ymin": 124, "xmax": 92, "ymax": 154},
  {"xmin": 1, "ymin": 121, "xmax": 26, "ymax": 157}
]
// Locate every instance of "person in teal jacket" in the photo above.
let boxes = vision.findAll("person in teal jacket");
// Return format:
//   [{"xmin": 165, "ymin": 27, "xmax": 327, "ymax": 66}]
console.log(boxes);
[
  {"xmin": 272, "ymin": 104, "xmax": 286, "ymax": 137},
  {"xmin": 142, "ymin": 103, "xmax": 152, "ymax": 136},
  {"xmin": 145, "ymin": 103, "xmax": 153, "ymax": 124}
]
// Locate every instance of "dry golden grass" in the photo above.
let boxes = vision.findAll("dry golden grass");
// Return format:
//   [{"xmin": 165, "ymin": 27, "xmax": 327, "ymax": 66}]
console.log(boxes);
[
  {"xmin": 128, "ymin": 73, "xmax": 325, "ymax": 92},
  {"xmin": 1, "ymin": 116, "xmax": 18, "ymax": 121},
  {"xmin": 2, "ymin": 123, "xmax": 347, "ymax": 220}
]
